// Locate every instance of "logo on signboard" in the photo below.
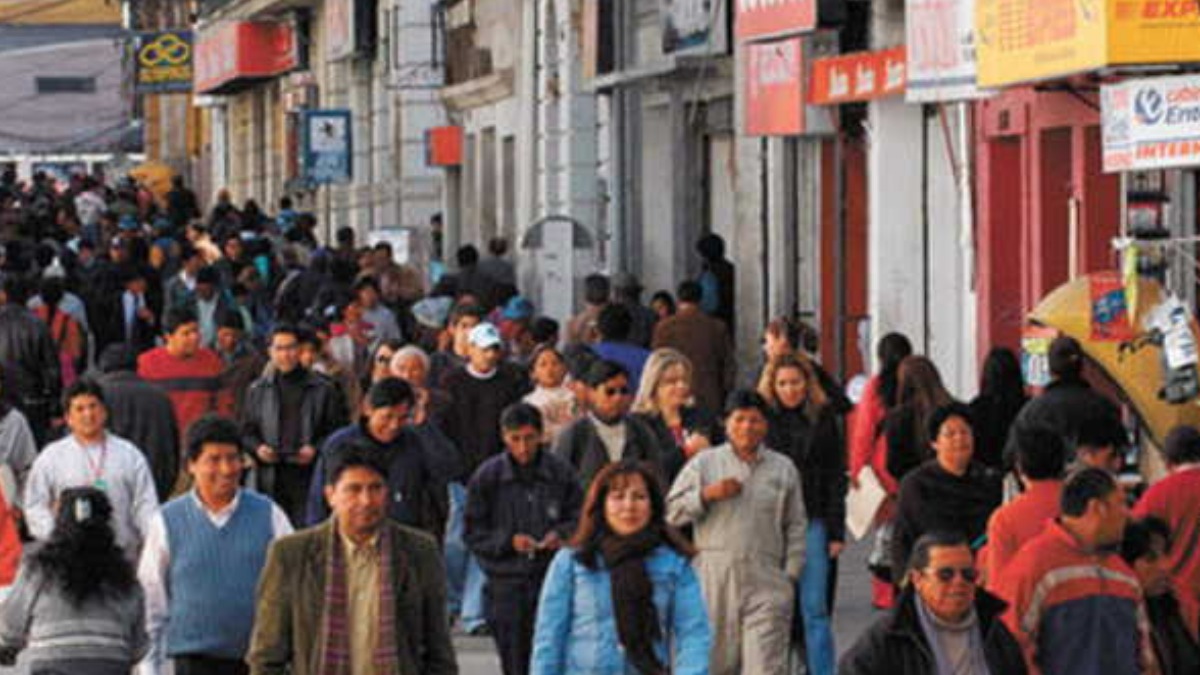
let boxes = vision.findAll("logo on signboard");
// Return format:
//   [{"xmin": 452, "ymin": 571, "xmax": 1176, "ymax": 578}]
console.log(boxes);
[
  {"xmin": 1135, "ymin": 87, "xmax": 1166, "ymax": 125},
  {"xmin": 135, "ymin": 31, "xmax": 193, "ymax": 94}
]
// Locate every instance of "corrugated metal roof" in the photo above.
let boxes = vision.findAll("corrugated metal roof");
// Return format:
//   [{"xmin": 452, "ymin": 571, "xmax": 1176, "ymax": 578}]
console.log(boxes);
[{"xmin": 0, "ymin": 24, "xmax": 124, "ymax": 53}]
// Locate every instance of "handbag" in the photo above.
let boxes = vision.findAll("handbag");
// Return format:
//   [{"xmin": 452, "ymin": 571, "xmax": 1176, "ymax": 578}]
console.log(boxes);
[{"xmin": 866, "ymin": 521, "xmax": 894, "ymax": 583}]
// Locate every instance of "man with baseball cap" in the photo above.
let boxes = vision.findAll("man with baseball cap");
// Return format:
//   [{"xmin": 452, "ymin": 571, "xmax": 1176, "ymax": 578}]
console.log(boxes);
[{"xmin": 441, "ymin": 321, "xmax": 531, "ymax": 634}]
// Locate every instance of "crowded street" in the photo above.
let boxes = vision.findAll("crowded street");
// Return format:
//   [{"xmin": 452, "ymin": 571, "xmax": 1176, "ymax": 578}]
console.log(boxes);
[{"xmin": 6, "ymin": 0, "xmax": 1200, "ymax": 673}]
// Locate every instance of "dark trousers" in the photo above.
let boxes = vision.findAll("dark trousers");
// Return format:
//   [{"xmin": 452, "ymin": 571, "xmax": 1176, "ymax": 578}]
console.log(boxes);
[
  {"xmin": 485, "ymin": 577, "xmax": 543, "ymax": 675},
  {"xmin": 175, "ymin": 654, "xmax": 250, "ymax": 675},
  {"xmin": 260, "ymin": 463, "xmax": 313, "ymax": 525}
]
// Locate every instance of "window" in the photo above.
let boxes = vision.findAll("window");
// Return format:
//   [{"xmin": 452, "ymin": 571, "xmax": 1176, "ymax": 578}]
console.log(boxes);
[{"xmin": 35, "ymin": 76, "xmax": 96, "ymax": 94}]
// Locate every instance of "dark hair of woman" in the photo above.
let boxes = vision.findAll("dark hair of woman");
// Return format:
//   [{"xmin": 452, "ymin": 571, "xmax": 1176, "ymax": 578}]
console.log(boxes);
[
  {"xmin": 569, "ymin": 460, "xmax": 693, "ymax": 568},
  {"xmin": 31, "ymin": 487, "xmax": 136, "ymax": 607},
  {"xmin": 978, "ymin": 347, "xmax": 1025, "ymax": 418},
  {"xmin": 877, "ymin": 332, "xmax": 913, "ymax": 409},
  {"xmin": 896, "ymin": 356, "xmax": 953, "ymax": 452}
]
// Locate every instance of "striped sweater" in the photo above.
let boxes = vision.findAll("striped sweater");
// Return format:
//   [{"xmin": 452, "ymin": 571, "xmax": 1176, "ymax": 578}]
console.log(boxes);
[{"xmin": 995, "ymin": 520, "xmax": 1158, "ymax": 675}]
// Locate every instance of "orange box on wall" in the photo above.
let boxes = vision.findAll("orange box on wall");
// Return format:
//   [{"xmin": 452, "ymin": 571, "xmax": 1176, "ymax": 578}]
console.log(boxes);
[{"xmin": 426, "ymin": 126, "xmax": 463, "ymax": 167}]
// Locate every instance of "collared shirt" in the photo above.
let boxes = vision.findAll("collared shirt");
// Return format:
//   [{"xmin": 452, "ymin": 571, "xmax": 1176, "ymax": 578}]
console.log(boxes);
[
  {"xmin": 25, "ymin": 432, "xmax": 159, "ymax": 561},
  {"xmin": 341, "ymin": 532, "xmax": 382, "ymax": 675},
  {"xmin": 135, "ymin": 490, "xmax": 293, "ymax": 675}
]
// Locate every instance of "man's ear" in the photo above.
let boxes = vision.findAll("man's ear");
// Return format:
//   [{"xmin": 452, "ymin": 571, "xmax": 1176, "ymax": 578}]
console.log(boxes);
[{"xmin": 324, "ymin": 484, "xmax": 336, "ymax": 508}]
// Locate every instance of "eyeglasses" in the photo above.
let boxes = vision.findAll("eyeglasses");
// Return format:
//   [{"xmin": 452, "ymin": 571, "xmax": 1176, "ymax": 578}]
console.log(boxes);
[
  {"xmin": 375, "ymin": 354, "xmax": 393, "ymax": 364},
  {"xmin": 601, "ymin": 386, "xmax": 631, "ymax": 396},
  {"xmin": 930, "ymin": 567, "xmax": 979, "ymax": 583}
]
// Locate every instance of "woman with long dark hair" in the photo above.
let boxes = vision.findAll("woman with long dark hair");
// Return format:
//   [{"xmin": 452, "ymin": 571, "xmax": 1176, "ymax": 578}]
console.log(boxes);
[
  {"xmin": 969, "ymin": 347, "xmax": 1028, "ymax": 470},
  {"xmin": 847, "ymin": 332, "xmax": 912, "ymax": 610},
  {"xmin": 0, "ymin": 487, "xmax": 146, "ymax": 674},
  {"xmin": 531, "ymin": 460, "xmax": 710, "ymax": 674},
  {"xmin": 884, "ymin": 356, "xmax": 955, "ymax": 482}
]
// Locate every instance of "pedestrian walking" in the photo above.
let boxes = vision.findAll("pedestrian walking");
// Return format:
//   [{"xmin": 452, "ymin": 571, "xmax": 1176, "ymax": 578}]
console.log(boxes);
[
  {"xmin": 531, "ymin": 460, "xmax": 710, "ymax": 675},
  {"xmin": 884, "ymin": 356, "xmax": 955, "ymax": 482},
  {"xmin": 566, "ymin": 274, "xmax": 609, "ymax": 346},
  {"xmin": 761, "ymin": 354, "xmax": 847, "ymax": 675},
  {"xmin": 968, "ymin": 347, "xmax": 1028, "ymax": 471},
  {"xmin": 1120, "ymin": 517, "xmax": 1200, "ymax": 675},
  {"xmin": 138, "ymin": 415, "xmax": 293, "ymax": 675},
  {"xmin": 666, "ymin": 389, "xmax": 807, "ymax": 675},
  {"xmin": 632, "ymin": 348, "xmax": 718, "ymax": 484},
  {"xmin": 552, "ymin": 359, "xmax": 664, "ymax": 488},
  {"xmin": 839, "ymin": 531, "xmax": 1026, "ymax": 675},
  {"xmin": 242, "ymin": 324, "xmax": 346, "ymax": 525},
  {"xmin": 465, "ymin": 403, "xmax": 584, "ymax": 675},
  {"xmin": 522, "ymin": 345, "xmax": 582, "ymax": 444},
  {"xmin": 891, "ymin": 403, "xmax": 1001, "ymax": 580},
  {"xmin": 25, "ymin": 380, "xmax": 159, "ymax": 562},
  {"xmin": 0, "ymin": 275, "xmax": 61, "ymax": 443},
  {"xmin": 591, "ymin": 303, "xmax": 651, "ymax": 392},
  {"xmin": 1134, "ymin": 424, "xmax": 1200, "ymax": 606},
  {"xmin": 993, "ymin": 468, "xmax": 1156, "ymax": 675},
  {"xmin": 247, "ymin": 448, "xmax": 457, "ymax": 675},
  {"xmin": 0, "ymin": 488, "xmax": 147, "ymax": 675},
  {"xmin": 983, "ymin": 427, "xmax": 1064, "ymax": 585},
  {"xmin": 651, "ymin": 280, "xmax": 735, "ymax": 414}
]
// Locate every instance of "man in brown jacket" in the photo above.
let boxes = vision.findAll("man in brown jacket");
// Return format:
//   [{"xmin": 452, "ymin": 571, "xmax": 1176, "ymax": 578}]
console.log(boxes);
[
  {"xmin": 247, "ymin": 448, "xmax": 457, "ymax": 675},
  {"xmin": 652, "ymin": 280, "xmax": 736, "ymax": 413}
]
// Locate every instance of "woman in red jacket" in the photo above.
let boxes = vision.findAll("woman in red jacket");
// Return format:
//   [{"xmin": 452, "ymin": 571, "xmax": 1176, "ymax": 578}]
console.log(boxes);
[{"xmin": 847, "ymin": 332, "xmax": 911, "ymax": 609}]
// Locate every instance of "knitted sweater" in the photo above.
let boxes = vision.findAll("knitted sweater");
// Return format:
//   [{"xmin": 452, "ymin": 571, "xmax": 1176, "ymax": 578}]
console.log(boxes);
[{"xmin": 0, "ymin": 556, "xmax": 147, "ymax": 666}]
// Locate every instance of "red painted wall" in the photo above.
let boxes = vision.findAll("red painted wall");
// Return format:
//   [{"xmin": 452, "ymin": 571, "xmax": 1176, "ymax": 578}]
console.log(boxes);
[
  {"xmin": 975, "ymin": 86, "xmax": 1120, "ymax": 363},
  {"xmin": 820, "ymin": 137, "xmax": 869, "ymax": 378}
]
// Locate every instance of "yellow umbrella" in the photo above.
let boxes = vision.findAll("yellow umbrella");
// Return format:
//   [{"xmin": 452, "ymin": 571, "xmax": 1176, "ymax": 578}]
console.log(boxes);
[
  {"xmin": 129, "ymin": 162, "xmax": 176, "ymax": 207},
  {"xmin": 1028, "ymin": 272, "xmax": 1200, "ymax": 452}
]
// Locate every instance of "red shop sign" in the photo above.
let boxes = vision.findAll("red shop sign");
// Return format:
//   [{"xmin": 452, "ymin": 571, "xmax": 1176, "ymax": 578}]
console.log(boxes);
[
  {"xmin": 809, "ymin": 46, "xmax": 906, "ymax": 105},
  {"xmin": 744, "ymin": 37, "xmax": 806, "ymax": 136},
  {"xmin": 736, "ymin": 0, "xmax": 816, "ymax": 41},
  {"xmin": 194, "ymin": 21, "xmax": 298, "ymax": 94}
]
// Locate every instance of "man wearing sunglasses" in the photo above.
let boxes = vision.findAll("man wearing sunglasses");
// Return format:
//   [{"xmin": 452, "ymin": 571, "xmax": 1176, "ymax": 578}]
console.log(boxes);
[
  {"xmin": 840, "ymin": 531, "xmax": 1026, "ymax": 674},
  {"xmin": 551, "ymin": 359, "xmax": 663, "ymax": 488}
]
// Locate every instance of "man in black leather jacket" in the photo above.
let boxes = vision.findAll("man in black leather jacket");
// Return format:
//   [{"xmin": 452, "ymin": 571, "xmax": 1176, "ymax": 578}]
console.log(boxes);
[{"xmin": 0, "ymin": 276, "xmax": 60, "ymax": 443}]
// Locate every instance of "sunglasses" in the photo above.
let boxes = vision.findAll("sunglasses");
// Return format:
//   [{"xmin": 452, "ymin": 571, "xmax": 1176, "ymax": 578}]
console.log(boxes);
[
  {"xmin": 601, "ymin": 386, "xmax": 631, "ymax": 396},
  {"xmin": 929, "ymin": 567, "xmax": 979, "ymax": 583}
]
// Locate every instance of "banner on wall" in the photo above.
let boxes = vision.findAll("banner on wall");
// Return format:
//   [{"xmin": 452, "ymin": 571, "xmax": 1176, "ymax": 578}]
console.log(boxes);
[
  {"xmin": 735, "ymin": 0, "xmax": 816, "ymax": 41},
  {"xmin": 301, "ymin": 109, "xmax": 353, "ymax": 185},
  {"xmin": 809, "ymin": 47, "xmax": 906, "ymax": 105},
  {"xmin": 744, "ymin": 38, "xmax": 806, "ymax": 135},
  {"xmin": 904, "ymin": 0, "xmax": 987, "ymax": 102},
  {"xmin": 661, "ymin": 0, "xmax": 728, "ymax": 55},
  {"xmin": 1102, "ymin": 73, "xmax": 1200, "ymax": 173}
]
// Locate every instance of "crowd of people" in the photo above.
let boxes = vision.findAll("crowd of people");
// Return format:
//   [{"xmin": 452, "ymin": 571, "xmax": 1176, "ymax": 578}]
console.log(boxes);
[{"xmin": 0, "ymin": 168, "xmax": 1193, "ymax": 675}]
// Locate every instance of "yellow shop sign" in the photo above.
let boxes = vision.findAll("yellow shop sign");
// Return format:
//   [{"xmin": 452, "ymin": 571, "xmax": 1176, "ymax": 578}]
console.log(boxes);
[{"xmin": 976, "ymin": 0, "xmax": 1200, "ymax": 87}]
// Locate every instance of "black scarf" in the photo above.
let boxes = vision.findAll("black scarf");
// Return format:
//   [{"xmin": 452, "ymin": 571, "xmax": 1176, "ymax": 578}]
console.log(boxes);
[{"xmin": 599, "ymin": 528, "xmax": 665, "ymax": 675}]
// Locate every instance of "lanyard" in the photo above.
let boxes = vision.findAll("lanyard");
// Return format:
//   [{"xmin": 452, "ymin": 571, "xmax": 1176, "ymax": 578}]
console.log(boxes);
[{"xmin": 81, "ymin": 436, "xmax": 109, "ymax": 491}]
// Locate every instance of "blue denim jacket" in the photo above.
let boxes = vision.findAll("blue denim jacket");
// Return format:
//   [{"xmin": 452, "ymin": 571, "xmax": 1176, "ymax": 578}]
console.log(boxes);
[{"xmin": 531, "ymin": 545, "xmax": 711, "ymax": 675}]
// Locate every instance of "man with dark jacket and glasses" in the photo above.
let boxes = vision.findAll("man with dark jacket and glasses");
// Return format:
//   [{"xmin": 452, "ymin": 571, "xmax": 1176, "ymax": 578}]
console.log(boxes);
[{"xmin": 840, "ymin": 531, "xmax": 1026, "ymax": 674}]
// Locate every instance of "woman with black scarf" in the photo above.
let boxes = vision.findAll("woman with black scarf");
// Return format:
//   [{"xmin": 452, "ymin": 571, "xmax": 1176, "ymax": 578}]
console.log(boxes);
[{"xmin": 531, "ymin": 460, "xmax": 711, "ymax": 674}]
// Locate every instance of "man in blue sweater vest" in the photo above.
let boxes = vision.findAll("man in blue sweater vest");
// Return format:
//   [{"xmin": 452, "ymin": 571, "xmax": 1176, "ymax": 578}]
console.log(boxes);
[{"xmin": 137, "ymin": 415, "xmax": 293, "ymax": 675}]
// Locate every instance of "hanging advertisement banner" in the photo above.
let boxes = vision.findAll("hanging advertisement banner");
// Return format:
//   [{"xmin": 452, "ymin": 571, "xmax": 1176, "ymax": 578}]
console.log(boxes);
[
  {"xmin": 1090, "ymin": 270, "xmax": 1137, "ymax": 341},
  {"xmin": 326, "ymin": 0, "xmax": 355, "ymax": 61},
  {"xmin": 1102, "ymin": 73, "xmax": 1200, "ymax": 172},
  {"xmin": 975, "ymin": 0, "xmax": 1200, "ymax": 88},
  {"xmin": 194, "ymin": 21, "xmax": 298, "ymax": 93},
  {"xmin": 735, "ymin": 0, "xmax": 816, "ymax": 41},
  {"xmin": 744, "ymin": 37, "xmax": 805, "ymax": 135},
  {"xmin": 301, "ymin": 109, "xmax": 353, "ymax": 184},
  {"xmin": 809, "ymin": 47, "xmax": 906, "ymax": 105},
  {"xmin": 135, "ymin": 31, "xmax": 193, "ymax": 94},
  {"xmin": 661, "ymin": 0, "xmax": 728, "ymax": 55},
  {"xmin": 904, "ymin": 0, "xmax": 987, "ymax": 102}
]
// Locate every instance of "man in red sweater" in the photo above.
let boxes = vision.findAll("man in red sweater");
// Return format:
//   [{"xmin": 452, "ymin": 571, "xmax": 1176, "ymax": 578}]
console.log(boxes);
[
  {"xmin": 1135, "ymin": 425, "xmax": 1200, "ymax": 606},
  {"xmin": 984, "ymin": 427, "xmax": 1065, "ymax": 587},
  {"xmin": 138, "ymin": 307, "xmax": 232, "ymax": 469}
]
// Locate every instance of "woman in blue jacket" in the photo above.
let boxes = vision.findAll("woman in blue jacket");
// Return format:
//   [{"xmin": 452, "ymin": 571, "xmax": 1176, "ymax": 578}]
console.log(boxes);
[{"xmin": 531, "ymin": 459, "xmax": 711, "ymax": 675}]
